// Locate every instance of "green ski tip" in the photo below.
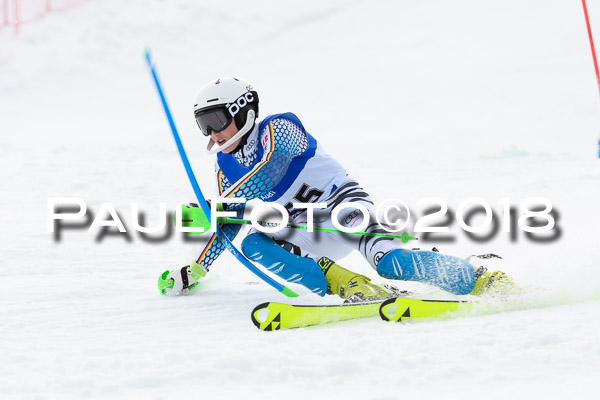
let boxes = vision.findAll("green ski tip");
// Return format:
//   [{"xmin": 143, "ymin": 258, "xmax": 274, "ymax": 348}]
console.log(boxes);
[{"xmin": 280, "ymin": 286, "xmax": 300, "ymax": 298}]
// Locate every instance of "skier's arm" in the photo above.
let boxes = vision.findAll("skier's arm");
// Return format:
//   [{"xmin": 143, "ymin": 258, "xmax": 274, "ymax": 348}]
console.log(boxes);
[
  {"xmin": 220, "ymin": 118, "xmax": 308, "ymax": 200},
  {"xmin": 193, "ymin": 222, "xmax": 240, "ymax": 271},
  {"xmin": 192, "ymin": 167, "xmax": 244, "ymax": 270}
]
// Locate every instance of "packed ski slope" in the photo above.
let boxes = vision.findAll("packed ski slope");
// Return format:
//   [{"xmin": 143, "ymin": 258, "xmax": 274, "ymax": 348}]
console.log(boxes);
[{"xmin": 1, "ymin": 0, "xmax": 600, "ymax": 399}]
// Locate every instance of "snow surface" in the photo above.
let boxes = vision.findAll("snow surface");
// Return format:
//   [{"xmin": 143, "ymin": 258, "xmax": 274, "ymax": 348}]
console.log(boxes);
[{"xmin": 1, "ymin": 0, "xmax": 600, "ymax": 399}]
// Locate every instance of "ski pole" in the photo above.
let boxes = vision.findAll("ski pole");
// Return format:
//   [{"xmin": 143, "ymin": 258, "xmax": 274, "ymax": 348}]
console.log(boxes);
[
  {"xmin": 144, "ymin": 48, "xmax": 299, "ymax": 298},
  {"xmin": 220, "ymin": 217, "xmax": 417, "ymax": 243},
  {"xmin": 176, "ymin": 206, "xmax": 417, "ymax": 242}
]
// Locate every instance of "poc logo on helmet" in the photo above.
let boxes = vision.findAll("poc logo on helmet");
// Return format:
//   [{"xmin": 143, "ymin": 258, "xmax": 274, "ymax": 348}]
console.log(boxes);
[{"xmin": 227, "ymin": 92, "xmax": 254, "ymax": 117}]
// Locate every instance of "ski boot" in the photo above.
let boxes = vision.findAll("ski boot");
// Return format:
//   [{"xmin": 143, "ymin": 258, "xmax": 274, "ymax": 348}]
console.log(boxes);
[
  {"xmin": 469, "ymin": 266, "xmax": 523, "ymax": 296},
  {"xmin": 318, "ymin": 257, "xmax": 404, "ymax": 303},
  {"xmin": 158, "ymin": 262, "xmax": 207, "ymax": 295}
]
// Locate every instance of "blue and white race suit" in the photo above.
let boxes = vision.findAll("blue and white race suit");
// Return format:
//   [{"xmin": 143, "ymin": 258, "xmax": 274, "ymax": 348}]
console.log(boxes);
[{"xmin": 194, "ymin": 112, "xmax": 399, "ymax": 271}]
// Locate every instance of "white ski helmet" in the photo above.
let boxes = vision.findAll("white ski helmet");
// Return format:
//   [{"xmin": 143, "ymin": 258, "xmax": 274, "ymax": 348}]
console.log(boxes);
[{"xmin": 193, "ymin": 77, "xmax": 259, "ymax": 154}]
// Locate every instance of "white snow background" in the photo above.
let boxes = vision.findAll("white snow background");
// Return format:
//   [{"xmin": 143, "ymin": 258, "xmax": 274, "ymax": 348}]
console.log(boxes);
[{"xmin": 1, "ymin": 0, "xmax": 600, "ymax": 399}]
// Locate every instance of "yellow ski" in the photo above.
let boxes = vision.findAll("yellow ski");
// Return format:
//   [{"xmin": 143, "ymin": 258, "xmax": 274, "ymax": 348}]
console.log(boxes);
[
  {"xmin": 251, "ymin": 301, "xmax": 382, "ymax": 330},
  {"xmin": 379, "ymin": 297, "xmax": 474, "ymax": 322},
  {"xmin": 251, "ymin": 297, "xmax": 480, "ymax": 330}
]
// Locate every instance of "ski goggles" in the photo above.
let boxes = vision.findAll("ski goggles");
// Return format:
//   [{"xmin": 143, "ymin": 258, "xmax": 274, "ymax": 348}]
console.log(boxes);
[{"xmin": 195, "ymin": 107, "xmax": 233, "ymax": 137}]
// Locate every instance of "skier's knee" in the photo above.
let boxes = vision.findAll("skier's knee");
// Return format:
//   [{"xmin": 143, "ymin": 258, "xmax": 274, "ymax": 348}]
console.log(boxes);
[
  {"xmin": 241, "ymin": 232, "xmax": 275, "ymax": 259},
  {"xmin": 242, "ymin": 233, "xmax": 302, "ymax": 258}
]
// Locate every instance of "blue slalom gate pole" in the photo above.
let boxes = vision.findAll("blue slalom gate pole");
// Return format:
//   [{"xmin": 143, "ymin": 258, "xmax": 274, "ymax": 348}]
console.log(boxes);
[{"xmin": 144, "ymin": 48, "xmax": 298, "ymax": 298}]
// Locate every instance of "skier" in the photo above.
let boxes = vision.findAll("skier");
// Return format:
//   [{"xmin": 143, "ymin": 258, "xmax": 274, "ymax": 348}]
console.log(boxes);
[{"xmin": 159, "ymin": 77, "xmax": 516, "ymax": 300}]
